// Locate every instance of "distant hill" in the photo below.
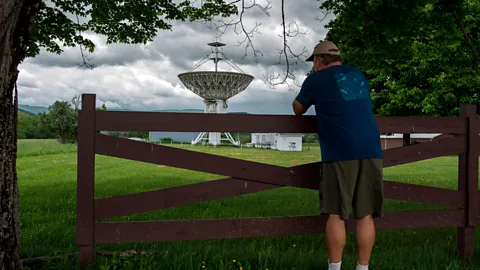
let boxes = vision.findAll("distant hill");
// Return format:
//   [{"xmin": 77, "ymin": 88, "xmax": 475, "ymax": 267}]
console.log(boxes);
[
  {"xmin": 153, "ymin": 109, "xmax": 204, "ymax": 113},
  {"xmin": 19, "ymin": 105, "xmax": 48, "ymax": 115},
  {"xmin": 18, "ymin": 105, "xmax": 248, "ymax": 115},
  {"xmin": 151, "ymin": 109, "xmax": 249, "ymax": 114},
  {"xmin": 107, "ymin": 108, "xmax": 205, "ymax": 113},
  {"xmin": 18, "ymin": 108, "xmax": 35, "ymax": 116}
]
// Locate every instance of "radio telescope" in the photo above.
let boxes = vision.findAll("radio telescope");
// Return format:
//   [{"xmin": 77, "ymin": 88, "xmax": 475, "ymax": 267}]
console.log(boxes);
[{"xmin": 178, "ymin": 39, "xmax": 254, "ymax": 146}]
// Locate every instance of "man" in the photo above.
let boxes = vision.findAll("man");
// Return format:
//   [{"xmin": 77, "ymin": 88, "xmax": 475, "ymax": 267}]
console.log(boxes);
[{"xmin": 292, "ymin": 40, "xmax": 384, "ymax": 270}]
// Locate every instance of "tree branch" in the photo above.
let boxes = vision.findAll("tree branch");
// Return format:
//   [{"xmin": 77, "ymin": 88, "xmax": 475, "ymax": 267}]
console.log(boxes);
[
  {"xmin": 201, "ymin": 0, "xmax": 311, "ymax": 90},
  {"xmin": 451, "ymin": 10, "xmax": 480, "ymax": 66},
  {"xmin": 315, "ymin": 8, "xmax": 332, "ymax": 23},
  {"xmin": 201, "ymin": 0, "xmax": 272, "ymax": 62},
  {"xmin": 75, "ymin": 14, "xmax": 95, "ymax": 69},
  {"xmin": 263, "ymin": 0, "xmax": 310, "ymax": 90}
]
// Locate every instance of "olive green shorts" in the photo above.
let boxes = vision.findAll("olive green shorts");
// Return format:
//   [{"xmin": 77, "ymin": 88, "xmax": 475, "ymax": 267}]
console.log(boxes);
[{"xmin": 319, "ymin": 159, "xmax": 384, "ymax": 220}]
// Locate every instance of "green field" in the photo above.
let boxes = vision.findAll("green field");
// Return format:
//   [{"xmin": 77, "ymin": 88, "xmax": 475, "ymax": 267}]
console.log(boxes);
[{"xmin": 17, "ymin": 139, "xmax": 480, "ymax": 270}]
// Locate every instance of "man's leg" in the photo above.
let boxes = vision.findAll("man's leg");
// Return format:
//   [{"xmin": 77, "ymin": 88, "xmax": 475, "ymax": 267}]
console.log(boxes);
[
  {"xmin": 320, "ymin": 161, "xmax": 359, "ymax": 269},
  {"xmin": 355, "ymin": 214, "xmax": 375, "ymax": 266},
  {"xmin": 326, "ymin": 214, "xmax": 346, "ymax": 264},
  {"xmin": 353, "ymin": 159, "xmax": 384, "ymax": 269}
]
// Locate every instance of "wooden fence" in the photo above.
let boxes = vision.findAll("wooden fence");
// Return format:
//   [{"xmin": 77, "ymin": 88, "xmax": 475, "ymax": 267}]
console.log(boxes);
[{"xmin": 76, "ymin": 93, "xmax": 480, "ymax": 268}]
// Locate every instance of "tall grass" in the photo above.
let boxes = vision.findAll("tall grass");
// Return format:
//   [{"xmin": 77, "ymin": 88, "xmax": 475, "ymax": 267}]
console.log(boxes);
[{"xmin": 17, "ymin": 139, "xmax": 77, "ymax": 158}]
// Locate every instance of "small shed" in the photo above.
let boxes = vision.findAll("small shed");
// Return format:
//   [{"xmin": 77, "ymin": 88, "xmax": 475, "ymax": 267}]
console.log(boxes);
[
  {"xmin": 380, "ymin": 133, "xmax": 441, "ymax": 150},
  {"xmin": 249, "ymin": 133, "xmax": 303, "ymax": 151}
]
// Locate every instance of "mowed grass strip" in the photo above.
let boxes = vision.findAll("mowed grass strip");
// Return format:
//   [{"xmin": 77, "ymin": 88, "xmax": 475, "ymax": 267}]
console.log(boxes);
[{"xmin": 17, "ymin": 139, "xmax": 480, "ymax": 270}]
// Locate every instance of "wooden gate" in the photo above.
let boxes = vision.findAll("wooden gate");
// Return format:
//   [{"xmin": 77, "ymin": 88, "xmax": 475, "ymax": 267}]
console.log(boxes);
[{"xmin": 76, "ymin": 94, "xmax": 480, "ymax": 268}]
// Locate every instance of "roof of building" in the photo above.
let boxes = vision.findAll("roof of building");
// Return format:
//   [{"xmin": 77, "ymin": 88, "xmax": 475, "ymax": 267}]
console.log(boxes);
[
  {"xmin": 380, "ymin": 133, "xmax": 441, "ymax": 139},
  {"xmin": 251, "ymin": 133, "xmax": 304, "ymax": 137}
]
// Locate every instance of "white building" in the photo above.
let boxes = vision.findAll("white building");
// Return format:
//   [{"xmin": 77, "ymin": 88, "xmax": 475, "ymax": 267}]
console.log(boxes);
[
  {"xmin": 379, "ymin": 133, "xmax": 441, "ymax": 150},
  {"xmin": 248, "ymin": 133, "xmax": 303, "ymax": 151}
]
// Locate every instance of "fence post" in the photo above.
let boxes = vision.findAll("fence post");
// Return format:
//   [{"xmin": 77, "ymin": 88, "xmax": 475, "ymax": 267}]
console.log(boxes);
[
  {"xmin": 457, "ymin": 104, "xmax": 477, "ymax": 259},
  {"xmin": 76, "ymin": 94, "xmax": 96, "ymax": 268}
]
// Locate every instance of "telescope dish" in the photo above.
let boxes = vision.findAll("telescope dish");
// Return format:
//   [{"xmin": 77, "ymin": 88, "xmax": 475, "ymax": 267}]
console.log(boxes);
[
  {"xmin": 178, "ymin": 71, "xmax": 254, "ymax": 100},
  {"xmin": 177, "ymin": 37, "xmax": 254, "ymax": 146}
]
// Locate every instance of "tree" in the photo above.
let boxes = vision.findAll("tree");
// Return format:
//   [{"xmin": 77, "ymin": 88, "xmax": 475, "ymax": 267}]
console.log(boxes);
[
  {"xmin": 32, "ymin": 112, "xmax": 55, "ymax": 139},
  {"xmin": 305, "ymin": 135, "xmax": 316, "ymax": 144},
  {"xmin": 71, "ymin": 94, "xmax": 81, "ymax": 118},
  {"xmin": 239, "ymin": 134, "xmax": 252, "ymax": 144},
  {"xmin": 47, "ymin": 101, "xmax": 77, "ymax": 144},
  {"xmin": 0, "ymin": 1, "xmax": 239, "ymax": 268},
  {"xmin": 98, "ymin": 103, "xmax": 107, "ymax": 111},
  {"xmin": 127, "ymin": 131, "xmax": 149, "ymax": 140},
  {"xmin": 320, "ymin": 0, "xmax": 480, "ymax": 117},
  {"xmin": 16, "ymin": 112, "xmax": 34, "ymax": 139}
]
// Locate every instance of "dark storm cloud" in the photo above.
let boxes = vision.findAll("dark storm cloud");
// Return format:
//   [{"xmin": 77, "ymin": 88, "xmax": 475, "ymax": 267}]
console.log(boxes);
[
  {"xmin": 28, "ymin": 38, "xmax": 166, "ymax": 68},
  {"xmin": 29, "ymin": 0, "xmax": 331, "ymax": 71},
  {"xmin": 17, "ymin": 81, "xmax": 40, "ymax": 89}
]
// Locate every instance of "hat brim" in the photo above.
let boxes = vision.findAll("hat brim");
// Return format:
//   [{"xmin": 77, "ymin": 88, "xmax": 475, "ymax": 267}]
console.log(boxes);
[{"xmin": 306, "ymin": 54, "xmax": 314, "ymax": 62}]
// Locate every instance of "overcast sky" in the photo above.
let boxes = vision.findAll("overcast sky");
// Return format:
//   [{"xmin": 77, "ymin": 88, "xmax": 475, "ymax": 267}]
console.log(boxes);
[{"xmin": 17, "ymin": 0, "xmax": 334, "ymax": 115}]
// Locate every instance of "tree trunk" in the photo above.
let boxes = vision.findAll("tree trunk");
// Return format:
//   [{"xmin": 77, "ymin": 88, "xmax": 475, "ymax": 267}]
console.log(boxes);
[{"xmin": 0, "ymin": 0, "xmax": 41, "ymax": 269}]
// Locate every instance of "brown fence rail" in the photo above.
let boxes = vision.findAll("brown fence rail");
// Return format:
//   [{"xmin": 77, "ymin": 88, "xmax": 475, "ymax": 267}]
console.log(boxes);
[{"xmin": 76, "ymin": 94, "xmax": 480, "ymax": 269}]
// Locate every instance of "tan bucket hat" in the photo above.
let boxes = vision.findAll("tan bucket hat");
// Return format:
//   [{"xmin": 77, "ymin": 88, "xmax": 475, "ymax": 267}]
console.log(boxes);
[{"xmin": 306, "ymin": 40, "xmax": 340, "ymax": 61}]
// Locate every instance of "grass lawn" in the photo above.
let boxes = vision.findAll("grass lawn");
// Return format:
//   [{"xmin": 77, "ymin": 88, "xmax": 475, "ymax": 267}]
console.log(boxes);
[{"xmin": 17, "ymin": 139, "xmax": 480, "ymax": 270}]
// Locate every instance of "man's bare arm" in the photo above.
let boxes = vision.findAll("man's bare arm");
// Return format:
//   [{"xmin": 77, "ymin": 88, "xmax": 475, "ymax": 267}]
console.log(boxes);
[{"xmin": 292, "ymin": 99, "xmax": 306, "ymax": 115}]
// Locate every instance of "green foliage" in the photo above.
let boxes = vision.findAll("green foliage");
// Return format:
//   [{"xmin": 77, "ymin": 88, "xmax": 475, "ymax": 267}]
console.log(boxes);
[
  {"xmin": 97, "ymin": 103, "xmax": 107, "ymax": 111},
  {"xmin": 17, "ymin": 112, "xmax": 35, "ymax": 139},
  {"xmin": 302, "ymin": 133, "xmax": 318, "ymax": 143},
  {"xmin": 127, "ymin": 131, "xmax": 149, "ymax": 139},
  {"xmin": 320, "ymin": 0, "xmax": 480, "ymax": 116},
  {"xmin": 305, "ymin": 135, "xmax": 316, "ymax": 144},
  {"xmin": 160, "ymin": 137, "xmax": 174, "ymax": 144},
  {"xmin": 17, "ymin": 139, "xmax": 76, "ymax": 158},
  {"xmin": 16, "ymin": 97, "xmax": 87, "ymax": 143},
  {"xmin": 239, "ymin": 134, "xmax": 251, "ymax": 144},
  {"xmin": 17, "ymin": 112, "xmax": 55, "ymax": 140},
  {"xmin": 34, "ymin": 112, "xmax": 57, "ymax": 139},
  {"xmin": 27, "ymin": 0, "xmax": 238, "ymax": 57},
  {"xmin": 47, "ymin": 101, "xmax": 78, "ymax": 144},
  {"xmin": 104, "ymin": 131, "xmax": 148, "ymax": 139}
]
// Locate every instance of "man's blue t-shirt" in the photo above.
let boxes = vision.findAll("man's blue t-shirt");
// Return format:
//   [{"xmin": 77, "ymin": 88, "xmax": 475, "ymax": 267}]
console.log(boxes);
[{"xmin": 295, "ymin": 64, "xmax": 383, "ymax": 162}]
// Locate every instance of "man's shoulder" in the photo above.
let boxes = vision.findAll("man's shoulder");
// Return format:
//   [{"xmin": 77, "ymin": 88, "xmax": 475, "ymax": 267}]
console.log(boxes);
[
  {"xmin": 308, "ymin": 68, "xmax": 337, "ymax": 83},
  {"xmin": 332, "ymin": 64, "xmax": 363, "ymax": 74},
  {"xmin": 308, "ymin": 69, "xmax": 330, "ymax": 79},
  {"xmin": 304, "ymin": 64, "xmax": 366, "ymax": 87}
]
